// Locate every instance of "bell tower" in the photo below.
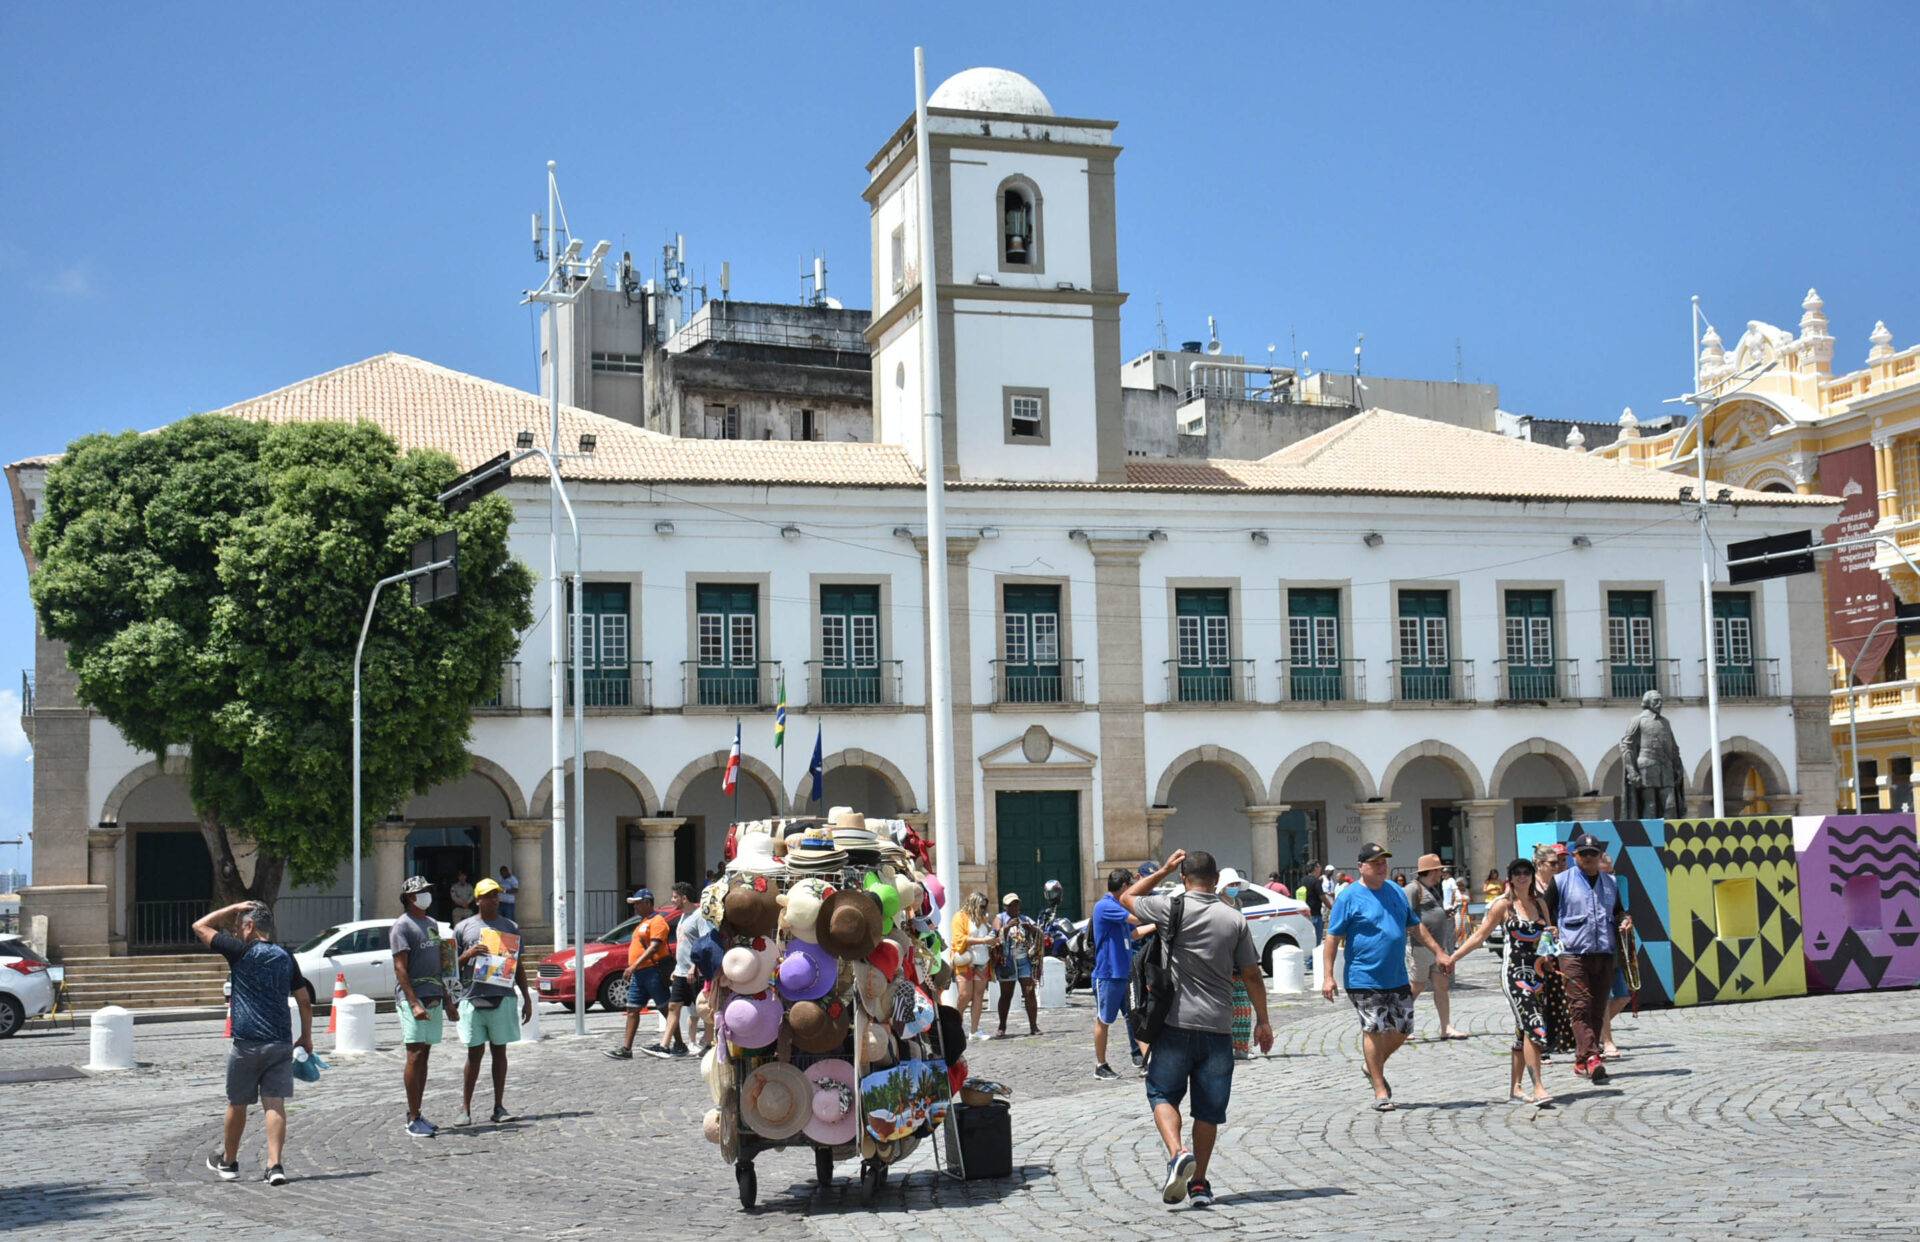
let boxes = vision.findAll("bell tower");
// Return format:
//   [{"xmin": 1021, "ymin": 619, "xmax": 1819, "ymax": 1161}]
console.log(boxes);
[{"xmin": 864, "ymin": 67, "xmax": 1127, "ymax": 483}]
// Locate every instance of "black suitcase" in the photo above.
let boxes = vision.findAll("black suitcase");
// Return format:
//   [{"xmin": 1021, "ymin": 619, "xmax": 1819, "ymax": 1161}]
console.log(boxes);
[{"xmin": 945, "ymin": 1101, "xmax": 1012, "ymax": 1179}]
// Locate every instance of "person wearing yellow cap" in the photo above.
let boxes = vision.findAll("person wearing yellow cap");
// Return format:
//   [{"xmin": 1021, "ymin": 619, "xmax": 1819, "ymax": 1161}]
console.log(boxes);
[{"xmin": 453, "ymin": 877, "xmax": 532, "ymax": 1126}]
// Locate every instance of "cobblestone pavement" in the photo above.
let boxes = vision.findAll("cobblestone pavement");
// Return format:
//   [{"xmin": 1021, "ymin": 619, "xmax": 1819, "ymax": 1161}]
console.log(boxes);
[{"xmin": 4, "ymin": 955, "xmax": 1918, "ymax": 1239}]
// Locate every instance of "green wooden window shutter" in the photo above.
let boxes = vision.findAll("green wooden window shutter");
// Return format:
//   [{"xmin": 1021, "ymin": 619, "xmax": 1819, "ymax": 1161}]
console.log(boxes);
[
  {"xmin": 1287, "ymin": 587, "xmax": 1342, "ymax": 701},
  {"xmin": 1504, "ymin": 589, "xmax": 1555, "ymax": 698},
  {"xmin": 820, "ymin": 584, "xmax": 881, "ymax": 705},
  {"xmin": 569, "ymin": 583, "xmax": 632, "ymax": 707},
  {"xmin": 1175, "ymin": 588, "xmax": 1232, "ymax": 701},
  {"xmin": 695, "ymin": 583, "xmax": 760, "ymax": 706},
  {"xmin": 1002, "ymin": 584, "xmax": 1062, "ymax": 703},
  {"xmin": 1712, "ymin": 591, "xmax": 1755, "ymax": 696},
  {"xmin": 1396, "ymin": 589, "xmax": 1451, "ymax": 700},
  {"xmin": 1606, "ymin": 590, "xmax": 1656, "ymax": 698}
]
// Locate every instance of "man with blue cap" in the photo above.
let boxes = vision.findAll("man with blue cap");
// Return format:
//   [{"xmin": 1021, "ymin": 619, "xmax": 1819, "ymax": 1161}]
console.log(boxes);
[{"xmin": 605, "ymin": 887, "xmax": 672, "ymax": 1060}]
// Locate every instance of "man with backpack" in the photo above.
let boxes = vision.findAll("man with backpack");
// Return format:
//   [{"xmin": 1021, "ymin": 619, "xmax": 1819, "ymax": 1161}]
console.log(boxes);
[{"xmin": 1119, "ymin": 849, "xmax": 1270, "ymax": 1209}]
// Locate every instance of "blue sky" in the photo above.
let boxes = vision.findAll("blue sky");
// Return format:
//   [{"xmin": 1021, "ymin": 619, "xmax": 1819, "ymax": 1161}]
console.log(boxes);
[{"xmin": 2, "ymin": 4, "xmax": 1914, "ymax": 875}]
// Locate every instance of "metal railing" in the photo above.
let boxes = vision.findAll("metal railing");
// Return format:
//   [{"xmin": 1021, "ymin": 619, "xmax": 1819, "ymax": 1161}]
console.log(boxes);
[
  {"xmin": 1388, "ymin": 659, "xmax": 1475, "ymax": 703},
  {"xmin": 1179, "ymin": 383, "xmax": 1351, "ymax": 409},
  {"xmin": 132, "ymin": 899, "xmax": 210, "ymax": 948},
  {"xmin": 583, "ymin": 889, "xmax": 625, "ymax": 936},
  {"xmin": 1703, "ymin": 657, "xmax": 1779, "ymax": 700},
  {"xmin": 480, "ymin": 661, "xmax": 521, "ymax": 708},
  {"xmin": 568, "ymin": 661, "xmax": 652, "ymax": 710},
  {"xmin": 666, "ymin": 313, "xmax": 868, "ymax": 357},
  {"xmin": 19, "ymin": 670, "xmax": 32, "ymax": 718},
  {"xmin": 682, "ymin": 660, "xmax": 781, "ymax": 709},
  {"xmin": 1164, "ymin": 658, "xmax": 1257, "ymax": 704},
  {"xmin": 272, "ymin": 895, "xmax": 355, "ymax": 945},
  {"xmin": 989, "ymin": 658, "xmax": 1084, "ymax": 706},
  {"xmin": 1597, "ymin": 657, "xmax": 1680, "ymax": 700},
  {"xmin": 1276, "ymin": 658, "xmax": 1365, "ymax": 703},
  {"xmin": 805, "ymin": 660, "xmax": 904, "ymax": 708},
  {"xmin": 1494, "ymin": 659, "xmax": 1580, "ymax": 702}
]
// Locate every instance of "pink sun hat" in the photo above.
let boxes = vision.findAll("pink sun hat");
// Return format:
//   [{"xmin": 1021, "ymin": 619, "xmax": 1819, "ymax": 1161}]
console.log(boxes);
[{"xmin": 803, "ymin": 1058, "xmax": 860, "ymax": 1146}]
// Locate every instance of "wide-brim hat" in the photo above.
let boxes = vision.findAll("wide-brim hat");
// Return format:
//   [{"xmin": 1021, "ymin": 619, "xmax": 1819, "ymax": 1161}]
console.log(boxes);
[
  {"xmin": 787, "ymin": 996, "xmax": 852, "ymax": 1055},
  {"xmin": 785, "ymin": 823, "xmax": 850, "ymax": 871},
  {"xmin": 703, "ymin": 1105, "xmax": 740, "ymax": 1162},
  {"xmin": 701, "ymin": 1046, "xmax": 735, "ymax": 1106},
  {"xmin": 802, "ymin": 1058, "xmax": 860, "ymax": 1147},
  {"xmin": 1416, "ymin": 852, "xmax": 1446, "ymax": 873},
  {"xmin": 740, "ymin": 1062, "xmax": 813, "ymax": 1141},
  {"xmin": 722, "ymin": 991, "xmax": 783, "ymax": 1050},
  {"xmin": 864, "ymin": 872, "xmax": 902, "ymax": 934},
  {"xmin": 777, "ymin": 939, "xmax": 838, "ymax": 1003},
  {"xmin": 727, "ymin": 828, "xmax": 789, "ymax": 876},
  {"xmin": 721, "ymin": 939, "xmax": 779, "ymax": 994},
  {"xmin": 827, "ymin": 805, "xmax": 865, "ymax": 831},
  {"xmin": 860, "ymin": 1021, "xmax": 898, "ymax": 1069},
  {"xmin": 722, "ymin": 878, "xmax": 781, "ymax": 939},
  {"xmin": 781, "ymin": 877, "xmax": 832, "ymax": 942},
  {"xmin": 852, "ymin": 961, "xmax": 894, "ymax": 1022},
  {"xmin": 817, "ymin": 887, "xmax": 884, "ymax": 960}
]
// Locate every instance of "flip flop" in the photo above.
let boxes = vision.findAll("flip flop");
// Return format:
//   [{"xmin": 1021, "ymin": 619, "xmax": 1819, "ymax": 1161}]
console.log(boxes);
[
  {"xmin": 1531, "ymin": 1095, "xmax": 1555, "ymax": 1109},
  {"xmin": 1373, "ymin": 1098, "xmax": 1396, "ymax": 1112}
]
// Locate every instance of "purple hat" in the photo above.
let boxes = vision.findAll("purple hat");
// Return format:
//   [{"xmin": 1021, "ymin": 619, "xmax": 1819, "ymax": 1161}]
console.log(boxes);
[
  {"xmin": 777, "ymin": 939, "xmax": 838, "ymax": 1003},
  {"xmin": 722, "ymin": 991, "xmax": 782, "ymax": 1050}
]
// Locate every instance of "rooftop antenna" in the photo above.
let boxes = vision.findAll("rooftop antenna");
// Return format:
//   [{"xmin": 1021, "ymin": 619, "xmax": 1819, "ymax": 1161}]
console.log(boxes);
[
  {"xmin": 1289, "ymin": 324, "xmax": 1298, "ymax": 368},
  {"xmin": 531, "ymin": 212, "xmax": 546, "ymax": 263},
  {"xmin": 720, "ymin": 261, "xmax": 731, "ymax": 303},
  {"xmin": 1155, "ymin": 295, "xmax": 1169, "ymax": 350},
  {"xmin": 1206, "ymin": 315, "xmax": 1222, "ymax": 355},
  {"xmin": 1455, "ymin": 338, "xmax": 1464, "ymax": 382},
  {"xmin": 1354, "ymin": 332, "xmax": 1365, "ymax": 376}
]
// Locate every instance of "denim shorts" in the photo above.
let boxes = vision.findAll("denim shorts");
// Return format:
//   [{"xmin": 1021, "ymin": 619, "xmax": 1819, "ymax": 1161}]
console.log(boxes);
[
  {"xmin": 1094, "ymin": 978, "xmax": 1128, "ymax": 1025},
  {"xmin": 1610, "ymin": 960, "xmax": 1630, "ymax": 1000},
  {"xmin": 1144, "ymin": 1026, "xmax": 1235, "ymax": 1125},
  {"xmin": 996, "ymin": 955, "xmax": 1033, "ymax": 982},
  {"xmin": 626, "ymin": 964, "xmax": 670, "ymax": 1011}
]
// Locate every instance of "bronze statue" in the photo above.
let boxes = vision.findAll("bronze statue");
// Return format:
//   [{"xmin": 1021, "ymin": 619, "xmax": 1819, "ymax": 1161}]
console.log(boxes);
[{"xmin": 1620, "ymin": 690, "xmax": 1686, "ymax": 819}]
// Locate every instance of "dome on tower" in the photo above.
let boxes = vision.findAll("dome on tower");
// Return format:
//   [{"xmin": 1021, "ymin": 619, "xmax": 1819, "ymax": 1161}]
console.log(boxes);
[{"xmin": 928, "ymin": 67, "xmax": 1054, "ymax": 117}]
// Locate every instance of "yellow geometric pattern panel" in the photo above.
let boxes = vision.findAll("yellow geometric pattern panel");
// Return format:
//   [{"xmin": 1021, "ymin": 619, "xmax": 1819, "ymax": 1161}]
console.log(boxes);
[{"xmin": 1661, "ymin": 817, "xmax": 1806, "ymax": 1006}]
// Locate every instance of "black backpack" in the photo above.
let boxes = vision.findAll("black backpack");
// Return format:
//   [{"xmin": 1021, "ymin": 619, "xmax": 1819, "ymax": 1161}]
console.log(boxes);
[{"xmin": 1127, "ymin": 895, "xmax": 1186, "ymax": 1045}]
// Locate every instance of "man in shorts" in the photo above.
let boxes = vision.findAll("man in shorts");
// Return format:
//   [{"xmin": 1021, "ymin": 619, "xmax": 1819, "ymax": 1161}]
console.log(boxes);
[
  {"xmin": 1321, "ymin": 843, "xmax": 1454, "ymax": 1111},
  {"xmin": 653, "ymin": 882, "xmax": 703, "ymax": 1058},
  {"xmin": 1090, "ymin": 868, "xmax": 1144, "ymax": 1079},
  {"xmin": 605, "ymin": 888, "xmax": 671, "ymax": 1059},
  {"xmin": 193, "ymin": 901, "xmax": 313, "ymax": 1185},
  {"xmin": 454, "ymin": 877, "xmax": 532, "ymax": 1125},
  {"xmin": 392, "ymin": 875, "xmax": 458, "ymax": 1137}
]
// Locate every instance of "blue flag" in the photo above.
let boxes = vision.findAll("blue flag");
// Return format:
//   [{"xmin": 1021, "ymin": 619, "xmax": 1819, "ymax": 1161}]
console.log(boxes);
[{"xmin": 808, "ymin": 724, "xmax": 825, "ymax": 804}]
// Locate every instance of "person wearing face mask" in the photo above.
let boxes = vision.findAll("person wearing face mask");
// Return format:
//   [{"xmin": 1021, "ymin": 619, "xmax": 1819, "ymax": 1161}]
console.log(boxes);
[{"xmin": 391, "ymin": 875, "xmax": 459, "ymax": 1138}]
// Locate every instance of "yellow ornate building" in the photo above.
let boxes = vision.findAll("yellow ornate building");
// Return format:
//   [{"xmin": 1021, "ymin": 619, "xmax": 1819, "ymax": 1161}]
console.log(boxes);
[{"xmin": 1604, "ymin": 290, "xmax": 1920, "ymax": 810}]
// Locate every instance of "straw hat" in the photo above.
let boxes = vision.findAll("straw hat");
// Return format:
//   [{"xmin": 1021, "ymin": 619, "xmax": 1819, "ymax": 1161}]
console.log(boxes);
[
  {"xmin": 827, "ymin": 806, "xmax": 865, "ymax": 832},
  {"xmin": 781, "ymin": 877, "xmax": 833, "ymax": 942},
  {"xmin": 860, "ymin": 1021, "xmax": 898, "ymax": 1069},
  {"xmin": 722, "ymin": 991, "xmax": 783, "ymax": 1050},
  {"xmin": 722, "ymin": 876, "xmax": 780, "ymax": 939},
  {"xmin": 700, "ymin": 1046, "xmax": 735, "ymax": 1106},
  {"xmin": 702, "ymin": 1105, "xmax": 739, "ymax": 1162},
  {"xmin": 852, "ymin": 961, "xmax": 894, "ymax": 1022},
  {"xmin": 776, "ymin": 938, "xmax": 838, "ymax": 1003},
  {"xmin": 802, "ymin": 1058, "xmax": 860, "ymax": 1146},
  {"xmin": 739, "ymin": 1062, "xmax": 813, "ymax": 1141},
  {"xmin": 721, "ymin": 939, "xmax": 779, "ymax": 994},
  {"xmin": 787, "ymin": 996, "xmax": 851, "ymax": 1054},
  {"xmin": 816, "ymin": 887, "xmax": 884, "ymax": 960},
  {"xmin": 727, "ymin": 829, "xmax": 787, "ymax": 876}
]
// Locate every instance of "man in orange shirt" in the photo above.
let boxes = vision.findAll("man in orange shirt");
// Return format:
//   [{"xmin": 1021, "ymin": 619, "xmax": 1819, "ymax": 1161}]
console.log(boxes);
[{"xmin": 605, "ymin": 889, "xmax": 671, "ymax": 1060}]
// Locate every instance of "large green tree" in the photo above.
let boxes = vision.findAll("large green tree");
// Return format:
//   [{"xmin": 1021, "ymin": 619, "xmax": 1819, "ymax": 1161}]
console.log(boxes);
[{"xmin": 30, "ymin": 414, "xmax": 535, "ymax": 904}]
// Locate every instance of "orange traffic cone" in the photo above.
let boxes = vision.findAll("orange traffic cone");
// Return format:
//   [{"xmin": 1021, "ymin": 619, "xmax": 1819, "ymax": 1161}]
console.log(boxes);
[
  {"xmin": 223, "ymin": 999, "xmax": 232, "ymax": 1038},
  {"xmin": 327, "ymin": 970, "xmax": 347, "ymax": 1034}
]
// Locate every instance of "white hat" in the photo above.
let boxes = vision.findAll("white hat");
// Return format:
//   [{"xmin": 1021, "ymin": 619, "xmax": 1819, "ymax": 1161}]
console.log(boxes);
[
  {"xmin": 1001, "ymin": 892, "xmax": 1021, "ymax": 906},
  {"xmin": 1218, "ymin": 868, "xmax": 1245, "ymax": 890}
]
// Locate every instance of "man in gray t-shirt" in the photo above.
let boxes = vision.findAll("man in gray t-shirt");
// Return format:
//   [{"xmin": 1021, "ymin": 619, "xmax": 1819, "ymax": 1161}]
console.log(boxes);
[
  {"xmin": 1119, "ymin": 849, "xmax": 1270, "ymax": 1209},
  {"xmin": 390, "ymin": 877, "xmax": 458, "ymax": 1138}
]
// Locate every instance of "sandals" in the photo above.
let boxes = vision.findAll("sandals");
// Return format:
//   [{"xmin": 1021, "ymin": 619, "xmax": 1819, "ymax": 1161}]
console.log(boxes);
[{"xmin": 1372, "ymin": 1098, "xmax": 1397, "ymax": 1112}]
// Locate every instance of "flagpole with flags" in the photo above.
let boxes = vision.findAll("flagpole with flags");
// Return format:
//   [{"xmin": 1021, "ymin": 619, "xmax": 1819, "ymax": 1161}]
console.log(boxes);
[
  {"xmin": 809, "ymin": 723, "xmax": 825, "ymax": 810},
  {"xmin": 724, "ymin": 719, "xmax": 742, "ymax": 826},
  {"xmin": 775, "ymin": 671, "xmax": 787, "ymax": 794}
]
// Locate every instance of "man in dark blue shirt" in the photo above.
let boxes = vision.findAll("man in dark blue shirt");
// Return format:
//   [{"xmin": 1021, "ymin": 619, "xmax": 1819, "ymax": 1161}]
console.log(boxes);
[
  {"xmin": 1091, "ymin": 868, "xmax": 1145, "ymax": 1079},
  {"xmin": 193, "ymin": 901, "xmax": 314, "ymax": 1185}
]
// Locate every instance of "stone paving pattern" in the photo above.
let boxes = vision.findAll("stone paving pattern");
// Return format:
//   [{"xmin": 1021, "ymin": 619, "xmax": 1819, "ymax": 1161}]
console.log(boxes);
[{"xmin": 4, "ymin": 954, "xmax": 1917, "ymax": 1239}]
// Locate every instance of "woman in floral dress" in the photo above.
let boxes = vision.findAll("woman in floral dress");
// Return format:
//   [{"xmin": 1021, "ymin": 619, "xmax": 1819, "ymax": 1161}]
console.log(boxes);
[
  {"xmin": 1452, "ymin": 857, "xmax": 1556, "ymax": 1106},
  {"xmin": 1530, "ymin": 844, "xmax": 1575, "ymax": 1057}
]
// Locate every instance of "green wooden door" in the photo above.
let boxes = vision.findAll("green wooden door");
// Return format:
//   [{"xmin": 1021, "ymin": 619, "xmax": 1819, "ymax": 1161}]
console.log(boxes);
[
  {"xmin": 1001, "ymin": 585, "xmax": 1062, "ymax": 703},
  {"xmin": 132, "ymin": 829, "xmax": 212, "ymax": 949},
  {"xmin": 1504, "ymin": 589, "xmax": 1556, "ymax": 698},
  {"xmin": 819, "ymin": 584, "xmax": 881, "ymax": 705},
  {"xmin": 1288, "ymin": 588, "xmax": 1342, "ymax": 701},
  {"xmin": 1607, "ymin": 590, "xmax": 1656, "ymax": 698},
  {"xmin": 696, "ymin": 583, "xmax": 760, "ymax": 706},
  {"xmin": 1396, "ymin": 589, "xmax": 1451, "ymax": 700},
  {"xmin": 1175, "ymin": 587, "xmax": 1233, "ymax": 701},
  {"xmin": 994, "ymin": 791, "xmax": 1082, "ymax": 919},
  {"xmin": 1713, "ymin": 592, "xmax": 1755, "ymax": 697},
  {"xmin": 570, "ymin": 582, "xmax": 631, "ymax": 706}
]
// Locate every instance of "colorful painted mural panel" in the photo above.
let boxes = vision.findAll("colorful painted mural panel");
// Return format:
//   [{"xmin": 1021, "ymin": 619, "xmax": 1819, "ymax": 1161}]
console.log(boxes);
[
  {"xmin": 1791, "ymin": 815, "xmax": 1920, "ymax": 994},
  {"xmin": 1552, "ymin": 820, "xmax": 1676, "ymax": 1007},
  {"xmin": 1659, "ymin": 817, "xmax": 1805, "ymax": 1006}
]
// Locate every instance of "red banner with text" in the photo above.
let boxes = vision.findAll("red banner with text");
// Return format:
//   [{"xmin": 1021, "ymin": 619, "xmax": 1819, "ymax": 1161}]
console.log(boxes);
[{"xmin": 1819, "ymin": 444, "xmax": 1896, "ymax": 683}]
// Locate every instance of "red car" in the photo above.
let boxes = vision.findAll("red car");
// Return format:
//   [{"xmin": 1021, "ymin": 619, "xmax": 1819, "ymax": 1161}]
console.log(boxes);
[{"xmin": 534, "ymin": 907, "xmax": 682, "ymax": 1011}]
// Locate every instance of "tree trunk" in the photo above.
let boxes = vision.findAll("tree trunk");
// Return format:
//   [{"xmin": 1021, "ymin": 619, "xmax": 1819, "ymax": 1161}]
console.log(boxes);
[{"xmin": 197, "ymin": 812, "xmax": 287, "ymax": 906}]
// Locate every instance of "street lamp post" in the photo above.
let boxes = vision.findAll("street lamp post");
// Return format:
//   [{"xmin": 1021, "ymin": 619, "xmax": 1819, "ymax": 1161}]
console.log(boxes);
[{"xmin": 1841, "ymin": 615, "xmax": 1897, "ymax": 814}]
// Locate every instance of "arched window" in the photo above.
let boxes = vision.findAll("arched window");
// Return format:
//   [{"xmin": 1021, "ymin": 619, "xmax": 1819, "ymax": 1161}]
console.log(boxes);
[{"xmin": 997, "ymin": 176, "xmax": 1043, "ymax": 272}]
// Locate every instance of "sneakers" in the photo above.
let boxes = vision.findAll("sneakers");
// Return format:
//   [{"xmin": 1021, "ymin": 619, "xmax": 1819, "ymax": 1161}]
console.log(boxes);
[
  {"xmin": 405, "ymin": 1116, "xmax": 437, "ymax": 1139},
  {"xmin": 668, "ymin": 1042, "xmax": 692, "ymax": 1059},
  {"xmin": 1129, "ymin": 1049, "xmax": 1145, "ymax": 1069},
  {"xmin": 1573, "ymin": 1058, "xmax": 1592, "ymax": 1078},
  {"xmin": 456, "ymin": 1109, "xmax": 473, "ymax": 1128},
  {"xmin": 1161, "ymin": 1149, "xmax": 1197, "ymax": 1204},
  {"xmin": 639, "ymin": 1042, "xmax": 676, "ymax": 1059},
  {"xmin": 1093, "ymin": 1063, "xmax": 1121, "ymax": 1081},
  {"xmin": 263, "ymin": 1164, "xmax": 288, "ymax": 1186},
  {"xmin": 1187, "ymin": 1178, "xmax": 1214, "ymax": 1208},
  {"xmin": 206, "ymin": 1151, "xmax": 239, "ymax": 1182},
  {"xmin": 490, "ymin": 1104, "xmax": 514, "ymax": 1123},
  {"xmin": 604, "ymin": 1046, "xmax": 634, "ymax": 1060}
]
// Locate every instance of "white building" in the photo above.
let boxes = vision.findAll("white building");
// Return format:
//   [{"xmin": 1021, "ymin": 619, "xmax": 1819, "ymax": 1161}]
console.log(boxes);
[{"xmin": 10, "ymin": 68, "xmax": 1839, "ymax": 957}]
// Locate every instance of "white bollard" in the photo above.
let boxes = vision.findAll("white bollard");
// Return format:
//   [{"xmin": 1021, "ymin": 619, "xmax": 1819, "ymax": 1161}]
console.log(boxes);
[
  {"xmin": 1271, "ymin": 945, "xmax": 1307, "ymax": 994},
  {"xmin": 333, "ymin": 995, "xmax": 377, "ymax": 1054},
  {"xmin": 87, "ymin": 1005, "xmax": 135, "ymax": 1071},
  {"xmin": 515, "ymin": 1000, "xmax": 543, "ymax": 1045},
  {"xmin": 1038, "ymin": 956, "xmax": 1068, "ymax": 1009}
]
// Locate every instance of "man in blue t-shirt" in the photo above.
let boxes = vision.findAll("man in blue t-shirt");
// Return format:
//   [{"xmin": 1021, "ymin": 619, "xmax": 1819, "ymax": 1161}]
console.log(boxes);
[
  {"xmin": 193, "ymin": 901, "xmax": 314, "ymax": 1185},
  {"xmin": 1090, "ymin": 868, "xmax": 1146, "ymax": 1080},
  {"xmin": 1320, "ymin": 843, "xmax": 1453, "ymax": 1111}
]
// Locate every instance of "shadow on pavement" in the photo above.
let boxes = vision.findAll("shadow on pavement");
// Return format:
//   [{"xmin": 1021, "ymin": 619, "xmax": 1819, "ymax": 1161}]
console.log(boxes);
[
  {"xmin": 287, "ymin": 1171, "xmax": 376, "ymax": 1184},
  {"xmin": 748, "ymin": 1162, "xmax": 1055, "ymax": 1215},
  {"xmin": 1607, "ymin": 1067, "xmax": 1692, "ymax": 1079},
  {"xmin": 1213, "ymin": 1186, "xmax": 1349, "ymax": 1206},
  {"xmin": 1391, "ymin": 1099, "xmax": 1493, "ymax": 1112},
  {"xmin": 0, "ymin": 1183, "xmax": 155, "ymax": 1224}
]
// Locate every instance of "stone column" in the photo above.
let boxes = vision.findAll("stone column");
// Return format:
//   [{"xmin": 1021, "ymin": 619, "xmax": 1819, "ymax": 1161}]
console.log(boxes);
[
  {"xmin": 371, "ymin": 822, "xmax": 412, "ymax": 921},
  {"xmin": 1242, "ymin": 804, "xmax": 1291, "ymax": 885},
  {"xmin": 1567, "ymin": 795, "xmax": 1614, "ymax": 823},
  {"xmin": 639, "ymin": 817, "xmax": 687, "ymax": 898},
  {"xmin": 1143, "ymin": 806, "xmax": 1177, "ymax": 861},
  {"xmin": 1347, "ymin": 801, "xmax": 1400, "ymax": 855},
  {"xmin": 1088, "ymin": 539, "xmax": 1151, "ymax": 862},
  {"xmin": 1767, "ymin": 794, "xmax": 1801, "ymax": 815},
  {"xmin": 504, "ymin": 819, "xmax": 550, "ymax": 942},
  {"xmin": 1454, "ymin": 800, "xmax": 1507, "ymax": 891},
  {"xmin": 86, "ymin": 825, "xmax": 124, "ymax": 953}
]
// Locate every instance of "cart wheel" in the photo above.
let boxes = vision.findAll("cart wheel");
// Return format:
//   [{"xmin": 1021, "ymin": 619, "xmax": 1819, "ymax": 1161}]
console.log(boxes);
[
  {"xmin": 736, "ymin": 1161, "xmax": 757, "ymax": 1210},
  {"xmin": 815, "ymin": 1147, "xmax": 835, "ymax": 1188}
]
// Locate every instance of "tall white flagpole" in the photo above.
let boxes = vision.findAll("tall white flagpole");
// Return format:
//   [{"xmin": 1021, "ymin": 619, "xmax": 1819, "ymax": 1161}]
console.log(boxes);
[{"xmin": 914, "ymin": 47, "xmax": 961, "ymax": 943}]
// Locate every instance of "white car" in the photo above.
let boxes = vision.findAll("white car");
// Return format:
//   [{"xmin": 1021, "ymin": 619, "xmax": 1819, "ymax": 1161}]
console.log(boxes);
[
  {"xmin": 0, "ymin": 935, "xmax": 59, "ymax": 1037},
  {"xmin": 1072, "ymin": 882, "xmax": 1319, "ymax": 977},
  {"xmin": 293, "ymin": 918, "xmax": 455, "ymax": 1003}
]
